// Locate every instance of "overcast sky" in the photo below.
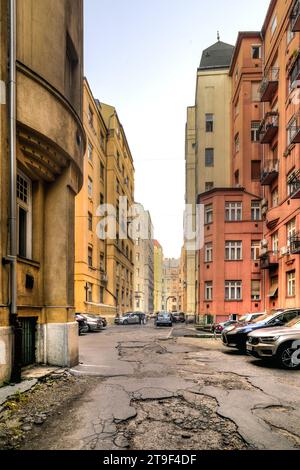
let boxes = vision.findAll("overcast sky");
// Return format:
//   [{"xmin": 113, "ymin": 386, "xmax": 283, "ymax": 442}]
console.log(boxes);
[{"xmin": 84, "ymin": 0, "xmax": 271, "ymax": 259}]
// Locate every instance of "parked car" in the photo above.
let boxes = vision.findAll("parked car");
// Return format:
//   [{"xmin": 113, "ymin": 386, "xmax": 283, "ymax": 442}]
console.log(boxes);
[
  {"xmin": 246, "ymin": 317, "xmax": 300, "ymax": 369},
  {"xmin": 114, "ymin": 312, "xmax": 140, "ymax": 325},
  {"xmin": 81, "ymin": 314, "xmax": 103, "ymax": 332},
  {"xmin": 171, "ymin": 312, "xmax": 186, "ymax": 323},
  {"xmin": 75, "ymin": 314, "xmax": 89, "ymax": 335},
  {"xmin": 155, "ymin": 312, "xmax": 173, "ymax": 327},
  {"xmin": 222, "ymin": 309, "xmax": 300, "ymax": 351},
  {"xmin": 211, "ymin": 320, "xmax": 238, "ymax": 334}
]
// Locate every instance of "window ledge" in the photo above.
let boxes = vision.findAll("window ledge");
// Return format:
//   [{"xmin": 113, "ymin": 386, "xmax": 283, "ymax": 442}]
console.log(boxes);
[{"xmin": 17, "ymin": 257, "xmax": 40, "ymax": 268}]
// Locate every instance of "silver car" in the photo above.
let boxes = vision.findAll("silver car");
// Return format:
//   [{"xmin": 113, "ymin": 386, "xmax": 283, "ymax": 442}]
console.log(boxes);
[{"xmin": 247, "ymin": 317, "xmax": 300, "ymax": 369}]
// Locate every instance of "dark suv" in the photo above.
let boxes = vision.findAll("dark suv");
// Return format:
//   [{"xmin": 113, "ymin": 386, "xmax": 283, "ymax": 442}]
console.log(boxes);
[{"xmin": 222, "ymin": 309, "xmax": 300, "ymax": 351}]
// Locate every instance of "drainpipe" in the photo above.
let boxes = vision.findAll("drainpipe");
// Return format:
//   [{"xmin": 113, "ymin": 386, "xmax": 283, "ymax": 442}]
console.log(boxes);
[{"xmin": 8, "ymin": 0, "xmax": 21, "ymax": 383}]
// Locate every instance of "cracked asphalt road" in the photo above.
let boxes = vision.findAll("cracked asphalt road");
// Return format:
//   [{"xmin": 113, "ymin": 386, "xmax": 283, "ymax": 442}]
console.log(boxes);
[{"xmin": 17, "ymin": 323, "xmax": 300, "ymax": 450}]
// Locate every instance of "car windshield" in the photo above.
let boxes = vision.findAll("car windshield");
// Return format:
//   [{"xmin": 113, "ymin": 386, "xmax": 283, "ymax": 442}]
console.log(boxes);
[
  {"xmin": 286, "ymin": 317, "xmax": 300, "ymax": 328},
  {"xmin": 251, "ymin": 313, "xmax": 274, "ymax": 324}
]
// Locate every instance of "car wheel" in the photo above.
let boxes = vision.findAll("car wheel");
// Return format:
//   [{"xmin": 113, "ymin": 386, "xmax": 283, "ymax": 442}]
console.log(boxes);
[
  {"xmin": 277, "ymin": 343, "xmax": 300, "ymax": 370},
  {"xmin": 123, "ymin": 320, "xmax": 128, "ymax": 325}
]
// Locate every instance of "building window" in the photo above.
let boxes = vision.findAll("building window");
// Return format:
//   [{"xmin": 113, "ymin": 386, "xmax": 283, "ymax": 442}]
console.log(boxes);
[
  {"xmin": 225, "ymin": 241, "xmax": 242, "ymax": 261},
  {"xmin": 287, "ymin": 271, "xmax": 296, "ymax": 297},
  {"xmin": 272, "ymin": 232, "xmax": 279, "ymax": 253},
  {"xmin": 100, "ymin": 252, "xmax": 105, "ymax": 272},
  {"xmin": 205, "ymin": 282, "xmax": 213, "ymax": 301},
  {"xmin": 100, "ymin": 286, "xmax": 104, "ymax": 304},
  {"xmin": 205, "ymin": 182, "xmax": 214, "ymax": 191},
  {"xmin": 251, "ymin": 241, "xmax": 260, "ymax": 260},
  {"xmin": 88, "ymin": 142, "xmax": 93, "ymax": 162},
  {"xmin": 234, "ymin": 170, "xmax": 240, "ymax": 186},
  {"xmin": 287, "ymin": 218, "xmax": 296, "ymax": 246},
  {"xmin": 225, "ymin": 281, "xmax": 242, "ymax": 301},
  {"xmin": 88, "ymin": 246, "xmax": 93, "ymax": 268},
  {"xmin": 251, "ymin": 161, "xmax": 261, "ymax": 181},
  {"xmin": 205, "ymin": 204, "xmax": 213, "ymax": 224},
  {"xmin": 205, "ymin": 114, "xmax": 214, "ymax": 133},
  {"xmin": 17, "ymin": 172, "xmax": 32, "ymax": 259},
  {"xmin": 271, "ymin": 15, "xmax": 277, "ymax": 36},
  {"xmin": 287, "ymin": 170, "xmax": 298, "ymax": 197},
  {"xmin": 100, "ymin": 131, "xmax": 105, "ymax": 150},
  {"xmin": 225, "ymin": 202, "xmax": 242, "ymax": 222},
  {"xmin": 88, "ymin": 177, "xmax": 93, "ymax": 198},
  {"xmin": 88, "ymin": 212, "xmax": 93, "ymax": 231},
  {"xmin": 86, "ymin": 282, "xmax": 93, "ymax": 302},
  {"xmin": 251, "ymin": 201, "xmax": 261, "ymax": 221},
  {"xmin": 100, "ymin": 162, "xmax": 105, "ymax": 180},
  {"xmin": 251, "ymin": 121, "xmax": 260, "ymax": 142},
  {"xmin": 234, "ymin": 133, "xmax": 240, "ymax": 153},
  {"xmin": 252, "ymin": 45, "xmax": 261, "ymax": 59},
  {"xmin": 205, "ymin": 148, "xmax": 214, "ymax": 167},
  {"xmin": 287, "ymin": 22, "xmax": 295, "ymax": 44},
  {"xmin": 100, "ymin": 193, "xmax": 104, "ymax": 206},
  {"xmin": 287, "ymin": 117, "xmax": 298, "ymax": 145},
  {"xmin": 205, "ymin": 243, "xmax": 213, "ymax": 263},
  {"xmin": 251, "ymin": 280, "xmax": 261, "ymax": 301},
  {"xmin": 272, "ymin": 188, "xmax": 279, "ymax": 207},
  {"xmin": 88, "ymin": 106, "xmax": 94, "ymax": 128}
]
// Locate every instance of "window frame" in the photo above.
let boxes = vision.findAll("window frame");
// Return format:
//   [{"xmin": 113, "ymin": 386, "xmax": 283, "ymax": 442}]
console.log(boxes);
[
  {"xmin": 17, "ymin": 171, "xmax": 32, "ymax": 259},
  {"xmin": 225, "ymin": 241, "xmax": 243, "ymax": 261}
]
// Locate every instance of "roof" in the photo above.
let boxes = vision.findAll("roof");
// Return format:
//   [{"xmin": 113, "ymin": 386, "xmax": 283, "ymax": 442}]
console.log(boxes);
[
  {"xmin": 229, "ymin": 31, "xmax": 262, "ymax": 75},
  {"xmin": 199, "ymin": 40, "xmax": 235, "ymax": 71}
]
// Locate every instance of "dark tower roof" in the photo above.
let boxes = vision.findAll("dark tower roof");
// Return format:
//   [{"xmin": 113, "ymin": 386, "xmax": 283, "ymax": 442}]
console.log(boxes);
[{"xmin": 199, "ymin": 41, "xmax": 235, "ymax": 71}]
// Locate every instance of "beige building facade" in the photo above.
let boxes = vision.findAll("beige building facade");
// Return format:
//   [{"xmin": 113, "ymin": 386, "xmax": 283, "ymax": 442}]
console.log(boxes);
[
  {"xmin": 134, "ymin": 206, "xmax": 154, "ymax": 314},
  {"xmin": 0, "ymin": 0, "xmax": 85, "ymax": 384},
  {"xmin": 153, "ymin": 240, "xmax": 164, "ymax": 312},
  {"xmin": 162, "ymin": 258, "xmax": 182, "ymax": 313},
  {"xmin": 184, "ymin": 40, "xmax": 234, "ymax": 316}
]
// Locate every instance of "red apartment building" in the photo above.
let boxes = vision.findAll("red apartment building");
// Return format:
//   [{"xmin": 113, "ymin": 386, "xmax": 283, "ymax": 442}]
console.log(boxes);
[{"xmin": 259, "ymin": 0, "xmax": 300, "ymax": 311}]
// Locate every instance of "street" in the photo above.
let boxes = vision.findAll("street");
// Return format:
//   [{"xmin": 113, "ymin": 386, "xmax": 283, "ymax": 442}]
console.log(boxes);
[{"xmin": 1, "ymin": 322, "xmax": 299, "ymax": 451}]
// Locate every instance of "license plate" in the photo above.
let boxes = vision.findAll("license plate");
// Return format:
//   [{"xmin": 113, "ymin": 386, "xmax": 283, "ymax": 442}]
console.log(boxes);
[{"xmin": 247, "ymin": 345, "xmax": 253, "ymax": 352}]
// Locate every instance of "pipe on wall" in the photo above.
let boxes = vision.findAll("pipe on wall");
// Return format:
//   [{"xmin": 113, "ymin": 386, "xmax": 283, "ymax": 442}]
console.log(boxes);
[{"xmin": 8, "ymin": 0, "xmax": 21, "ymax": 383}]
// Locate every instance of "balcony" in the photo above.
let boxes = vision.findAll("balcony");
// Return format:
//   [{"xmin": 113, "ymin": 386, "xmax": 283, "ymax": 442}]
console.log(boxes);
[
  {"xmin": 261, "ymin": 159, "xmax": 279, "ymax": 185},
  {"xmin": 288, "ymin": 169, "xmax": 300, "ymax": 199},
  {"xmin": 259, "ymin": 112, "xmax": 279, "ymax": 144},
  {"xmin": 259, "ymin": 68, "xmax": 279, "ymax": 102},
  {"xmin": 260, "ymin": 251, "xmax": 279, "ymax": 270},
  {"xmin": 291, "ymin": 0, "xmax": 300, "ymax": 32},
  {"xmin": 290, "ymin": 233, "xmax": 300, "ymax": 254}
]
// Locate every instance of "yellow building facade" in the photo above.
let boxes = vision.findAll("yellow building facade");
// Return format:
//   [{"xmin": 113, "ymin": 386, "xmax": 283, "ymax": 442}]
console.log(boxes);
[
  {"xmin": 74, "ymin": 80, "xmax": 116, "ymax": 320},
  {"xmin": 101, "ymin": 103, "xmax": 135, "ymax": 317},
  {"xmin": 0, "ymin": 0, "xmax": 85, "ymax": 384}
]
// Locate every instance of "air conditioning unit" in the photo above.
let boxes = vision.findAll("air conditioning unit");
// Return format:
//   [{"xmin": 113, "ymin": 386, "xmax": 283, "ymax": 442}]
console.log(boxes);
[{"xmin": 280, "ymin": 246, "xmax": 290, "ymax": 256}]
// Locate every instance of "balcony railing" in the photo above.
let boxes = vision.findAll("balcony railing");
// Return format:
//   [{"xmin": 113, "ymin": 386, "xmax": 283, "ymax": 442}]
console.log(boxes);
[
  {"xmin": 261, "ymin": 159, "xmax": 279, "ymax": 185},
  {"xmin": 288, "ymin": 169, "xmax": 300, "ymax": 199},
  {"xmin": 290, "ymin": 232, "xmax": 300, "ymax": 254},
  {"xmin": 259, "ymin": 112, "xmax": 279, "ymax": 144},
  {"xmin": 260, "ymin": 251, "xmax": 279, "ymax": 270},
  {"xmin": 291, "ymin": 0, "xmax": 300, "ymax": 32},
  {"xmin": 259, "ymin": 68, "xmax": 279, "ymax": 102}
]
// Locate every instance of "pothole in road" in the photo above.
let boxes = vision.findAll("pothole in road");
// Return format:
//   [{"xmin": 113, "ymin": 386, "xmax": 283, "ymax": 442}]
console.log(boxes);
[{"xmin": 117, "ymin": 391, "xmax": 250, "ymax": 450}]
